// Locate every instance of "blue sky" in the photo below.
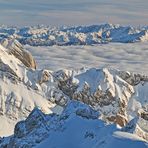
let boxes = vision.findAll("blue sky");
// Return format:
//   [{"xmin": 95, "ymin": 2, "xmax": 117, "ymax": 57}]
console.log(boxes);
[{"xmin": 0, "ymin": 0, "xmax": 148, "ymax": 26}]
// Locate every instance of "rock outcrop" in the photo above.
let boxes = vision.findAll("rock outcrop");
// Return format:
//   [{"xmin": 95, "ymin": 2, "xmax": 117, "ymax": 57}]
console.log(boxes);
[
  {"xmin": 54, "ymin": 68, "xmax": 148, "ymax": 127},
  {"xmin": 1, "ymin": 38, "xmax": 36, "ymax": 69}
]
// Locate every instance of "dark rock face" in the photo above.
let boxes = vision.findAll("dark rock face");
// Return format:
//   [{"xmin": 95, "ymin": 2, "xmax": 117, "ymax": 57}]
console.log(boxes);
[
  {"xmin": 0, "ymin": 59, "xmax": 17, "ymax": 77},
  {"xmin": 141, "ymin": 112, "xmax": 148, "ymax": 121},
  {"xmin": 14, "ymin": 121, "xmax": 26, "ymax": 138},
  {"xmin": 122, "ymin": 117, "xmax": 148, "ymax": 141},
  {"xmin": 119, "ymin": 71, "xmax": 148, "ymax": 86}
]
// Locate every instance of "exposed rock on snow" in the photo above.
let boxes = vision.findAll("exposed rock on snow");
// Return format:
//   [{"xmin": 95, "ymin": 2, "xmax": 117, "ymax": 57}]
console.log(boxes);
[
  {"xmin": 55, "ymin": 68, "xmax": 145, "ymax": 127},
  {"xmin": 119, "ymin": 71, "xmax": 148, "ymax": 86},
  {"xmin": 54, "ymin": 67, "xmax": 148, "ymax": 129},
  {"xmin": 1, "ymin": 38, "xmax": 36, "ymax": 69}
]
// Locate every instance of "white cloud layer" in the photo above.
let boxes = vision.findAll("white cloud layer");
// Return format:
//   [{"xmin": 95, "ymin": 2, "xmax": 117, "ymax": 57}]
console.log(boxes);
[{"xmin": 26, "ymin": 42, "xmax": 148, "ymax": 75}]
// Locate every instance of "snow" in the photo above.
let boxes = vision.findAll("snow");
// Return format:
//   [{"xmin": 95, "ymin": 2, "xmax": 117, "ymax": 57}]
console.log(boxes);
[
  {"xmin": 1, "ymin": 41, "xmax": 148, "ymax": 137},
  {"xmin": 37, "ymin": 124, "xmax": 148, "ymax": 148},
  {"xmin": 0, "ymin": 42, "xmax": 57, "ymax": 136},
  {"xmin": 36, "ymin": 116, "xmax": 112, "ymax": 148},
  {"xmin": 105, "ymin": 131, "xmax": 148, "ymax": 148},
  {"xmin": 133, "ymin": 82, "xmax": 148, "ymax": 105},
  {"xmin": 36, "ymin": 102, "xmax": 147, "ymax": 148},
  {"xmin": 0, "ymin": 44, "xmax": 25, "ymax": 78},
  {"xmin": 0, "ymin": 78, "xmax": 55, "ymax": 136},
  {"xmin": 75, "ymin": 68, "xmax": 105, "ymax": 93},
  {"xmin": 0, "ymin": 99, "xmax": 147, "ymax": 148}
]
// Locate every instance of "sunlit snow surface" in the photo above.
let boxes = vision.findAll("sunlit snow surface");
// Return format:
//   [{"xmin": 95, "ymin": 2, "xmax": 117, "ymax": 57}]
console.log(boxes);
[{"xmin": 26, "ymin": 42, "xmax": 148, "ymax": 74}]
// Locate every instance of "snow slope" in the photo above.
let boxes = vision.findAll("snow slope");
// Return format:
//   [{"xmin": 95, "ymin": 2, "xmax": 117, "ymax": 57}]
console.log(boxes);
[
  {"xmin": 37, "ymin": 102, "xmax": 148, "ymax": 148},
  {"xmin": 0, "ymin": 40, "xmax": 58, "ymax": 136},
  {"xmin": 0, "ymin": 24, "xmax": 148, "ymax": 46}
]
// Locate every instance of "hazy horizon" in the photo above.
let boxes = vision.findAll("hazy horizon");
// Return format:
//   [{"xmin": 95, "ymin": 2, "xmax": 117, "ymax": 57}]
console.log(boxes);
[{"xmin": 0, "ymin": 0, "xmax": 148, "ymax": 27}]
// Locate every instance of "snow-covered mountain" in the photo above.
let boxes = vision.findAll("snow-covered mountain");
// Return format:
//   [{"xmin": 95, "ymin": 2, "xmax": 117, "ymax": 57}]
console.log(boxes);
[
  {"xmin": 1, "ymin": 101, "xmax": 147, "ymax": 148},
  {"xmin": 0, "ymin": 39, "xmax": 147, "ymax": 147},
  {"xmin": 0, "ymin": 39, "xmax": 58, "ymax": 136},
  {"xmin": 0, "ymin": 24, "xmax": 148, "ymax": 46}
]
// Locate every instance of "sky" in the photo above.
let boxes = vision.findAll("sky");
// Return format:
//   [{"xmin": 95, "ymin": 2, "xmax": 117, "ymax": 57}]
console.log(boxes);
[{"xmin": 0, "ymin": 0, "xmax": 148, "ymax": 27}]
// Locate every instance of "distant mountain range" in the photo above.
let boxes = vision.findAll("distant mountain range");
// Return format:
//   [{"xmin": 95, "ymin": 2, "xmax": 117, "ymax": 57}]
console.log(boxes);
[{"xmin": 0, "ymin": 24, "xmax": 148, "ymax": 46}]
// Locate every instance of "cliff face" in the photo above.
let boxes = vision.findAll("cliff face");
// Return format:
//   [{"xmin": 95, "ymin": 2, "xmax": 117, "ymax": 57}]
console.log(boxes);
[{"xmin": 1, "ymin": 38, "xmax": 36, "ymax": 69}]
